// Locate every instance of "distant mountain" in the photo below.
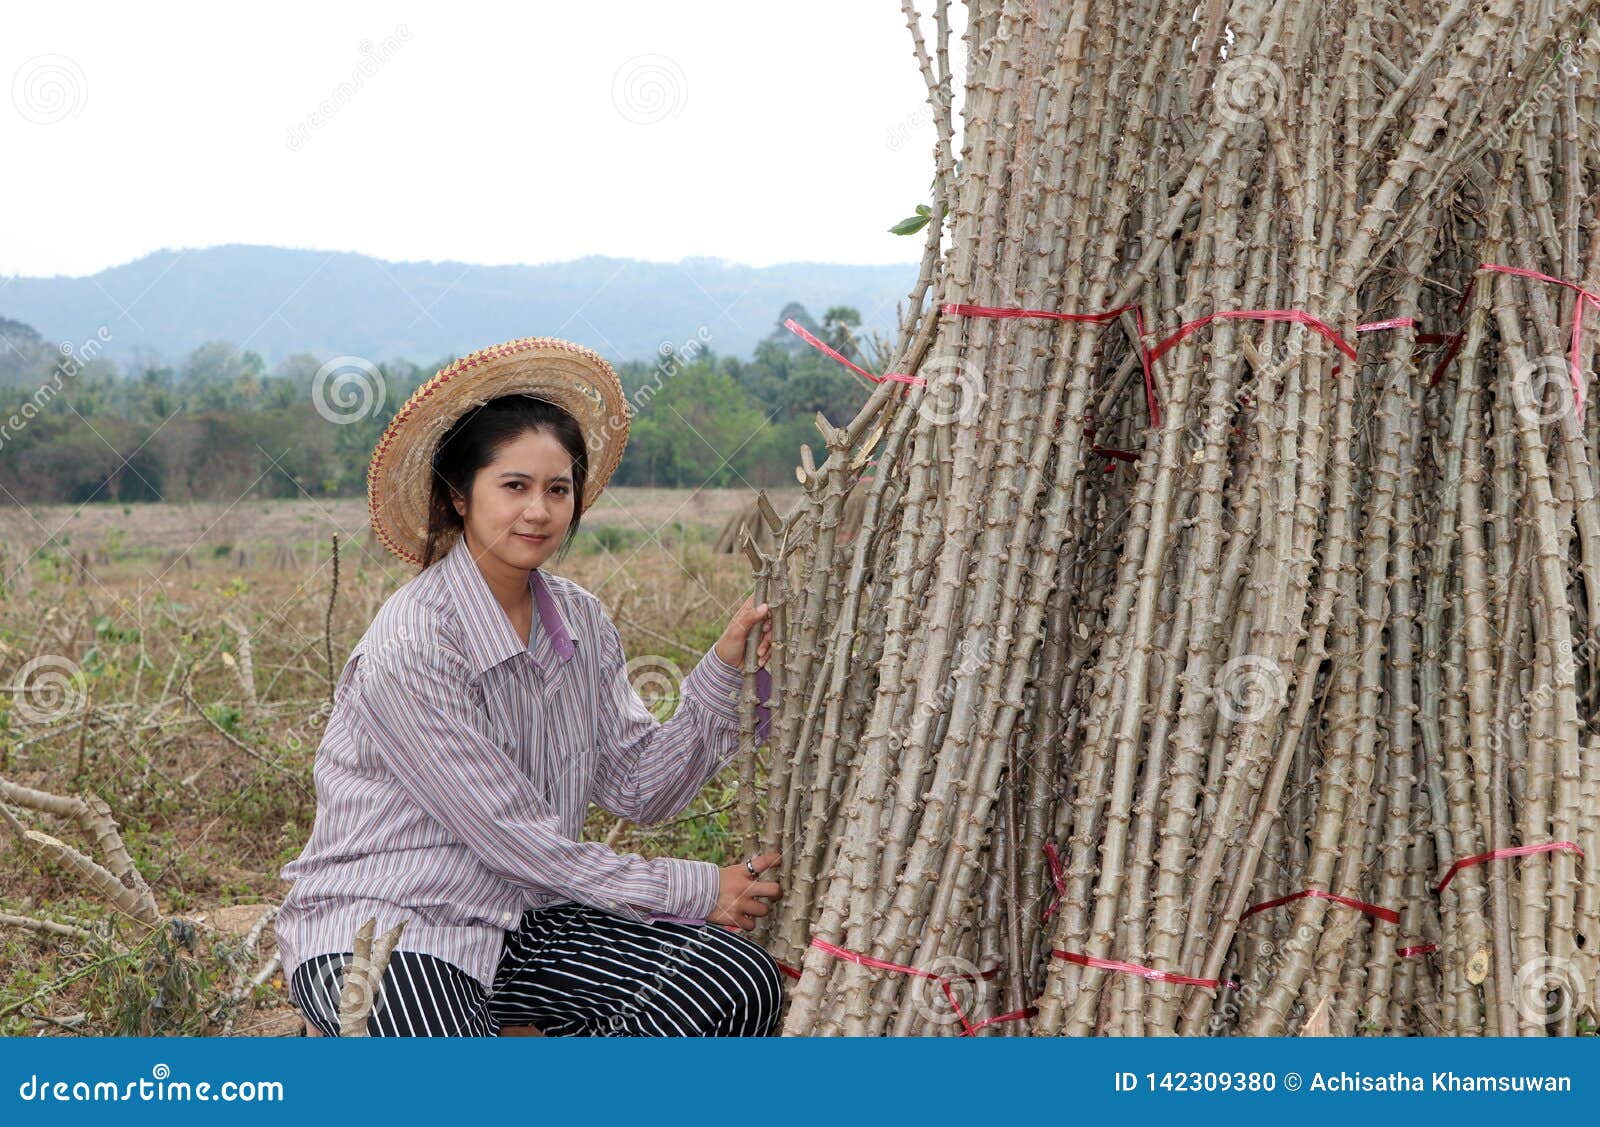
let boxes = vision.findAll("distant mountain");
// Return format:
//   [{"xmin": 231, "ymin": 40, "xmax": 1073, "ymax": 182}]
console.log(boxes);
[{"xmin": 0, "ymin": 245, "xmax": 920, "ymax": 371}]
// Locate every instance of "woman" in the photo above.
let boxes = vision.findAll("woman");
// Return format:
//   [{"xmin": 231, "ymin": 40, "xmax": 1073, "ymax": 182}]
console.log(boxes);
[{"xmin": 275, "ymin": 336, "xmax": 786, "ymax": 1036}]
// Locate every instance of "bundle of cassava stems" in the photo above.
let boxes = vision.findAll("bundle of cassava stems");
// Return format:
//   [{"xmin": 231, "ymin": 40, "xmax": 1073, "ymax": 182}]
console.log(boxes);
[{"xmin": 723, "ymin": 0, "xmax": 1600, "ymax": 1035}]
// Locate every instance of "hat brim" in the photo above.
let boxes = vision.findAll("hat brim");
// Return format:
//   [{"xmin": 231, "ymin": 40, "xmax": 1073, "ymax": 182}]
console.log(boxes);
[{"xmin": 367, "ymin": 337, "xmax": 630, "ymax": 567}]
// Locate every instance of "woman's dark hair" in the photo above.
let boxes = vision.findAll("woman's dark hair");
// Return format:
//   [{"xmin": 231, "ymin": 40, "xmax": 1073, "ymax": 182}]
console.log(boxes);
[{"xmin": 420, "ymin": 394, "xmax": 588, "ymax": 569}]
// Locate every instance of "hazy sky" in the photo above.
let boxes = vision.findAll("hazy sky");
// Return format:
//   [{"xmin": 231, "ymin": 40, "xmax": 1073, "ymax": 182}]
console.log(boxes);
[{"xmin": 2, "ymin": 1, "xmax": 963, "ymax": 278}]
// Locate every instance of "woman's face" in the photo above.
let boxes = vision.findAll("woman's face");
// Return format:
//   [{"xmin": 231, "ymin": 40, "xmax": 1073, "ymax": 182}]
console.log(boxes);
[{"xmin": 451, "ymin": 427, "xmax": 578, "ymax": 572}]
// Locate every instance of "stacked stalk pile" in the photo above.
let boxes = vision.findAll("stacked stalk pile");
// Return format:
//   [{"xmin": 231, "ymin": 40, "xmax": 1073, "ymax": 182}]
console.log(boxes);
[{"xmin": 734, "ymin": 0, "xmax": 1600, "ymax": 1035}]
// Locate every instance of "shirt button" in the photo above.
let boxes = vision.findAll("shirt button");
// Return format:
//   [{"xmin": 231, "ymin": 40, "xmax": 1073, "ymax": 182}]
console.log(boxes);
[{"xmin": 503, "ymin": 911, "xmax": 516, "ymax": 925}]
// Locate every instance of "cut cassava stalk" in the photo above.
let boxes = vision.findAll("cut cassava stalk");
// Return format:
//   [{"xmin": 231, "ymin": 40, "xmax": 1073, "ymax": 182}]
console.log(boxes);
[{"xmin": 760, "ymin": 0, "xmax": 1600, "ymax": 1036}]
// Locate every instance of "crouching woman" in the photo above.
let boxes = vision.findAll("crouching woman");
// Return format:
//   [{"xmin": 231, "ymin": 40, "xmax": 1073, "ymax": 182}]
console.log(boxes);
[{"xmin": 275, "ymin": 337, "xmax": 784, "ymax": 1036}]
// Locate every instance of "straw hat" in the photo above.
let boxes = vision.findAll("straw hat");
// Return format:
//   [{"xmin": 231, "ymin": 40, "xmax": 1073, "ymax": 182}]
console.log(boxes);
[{"xmin": 367, "ymin": 336, "xmax": 630, "ymax": 567}]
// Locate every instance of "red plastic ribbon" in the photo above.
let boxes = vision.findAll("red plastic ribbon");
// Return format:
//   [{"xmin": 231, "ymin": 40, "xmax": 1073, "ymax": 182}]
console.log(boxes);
[
  {"xmin": 1397, "ymin": 943, "xmax": 1439, "ymax": 958},
  {"xmin": 963, "ymin": 1006, "xmax": 1040, "ymax": 1034},
  {"xmin": 798, "ymin": 291, "xmax": 1551, "ymax": 456},
  {"xmin": 1357, "ymin": 316, "xmax": 1418, "ymax": 333},
  {"xmin": 1041, "ymin": 842, "xmax": 1067, "ymax": 924},
  {"xmin": 1338, "ymin": 315, "xmax": 1430, "ymax": 380},
  {"xmin": 783, "ymin": 318, "xmax": 925, "ymax": 387},
  {"xmin": 1435, "ymin": 840, "xmax": 1586, "ymax": 895},
  {"xmin": 1079, "ymin": 424, "xmax": 1140, "ymax": 469},
  {"xmin": 1240, "ymin": 888, "xmax": 1401, "ymax": 925},
  {"xmin": 1426, "ymin": 277, "xmax": 1479, "ymax": 387},
  {"xmin": 1480, "ymin": 263, "xmax": 1598, "ymax": 422},
  {"xmin": 1151, "ymin": 309, "xmax": 1431, "ymax": 388},
  {"xmin": 1148, "ymin": 309, "xmax": 1359, "ymax": 366},
  {"xmin": 1050, "ymin": 949, "xmax": 1219, "ymax": 989},
  {"xmin": 808, "ymin": 936, "xmax": 1033, "ymax": 1034},
  {"xmin": 941, "ymin": 300, "xmax": 1160, "ymax": 428},
  {"xmin": 1358, "ymin": 317, "xmax": 1453, "ymax": 342}
]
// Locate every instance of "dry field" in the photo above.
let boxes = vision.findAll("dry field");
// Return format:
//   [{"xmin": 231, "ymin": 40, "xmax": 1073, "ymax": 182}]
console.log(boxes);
[{"xmin": 0, "ymin": 486, "xmax": 797, "ymax": 1037}]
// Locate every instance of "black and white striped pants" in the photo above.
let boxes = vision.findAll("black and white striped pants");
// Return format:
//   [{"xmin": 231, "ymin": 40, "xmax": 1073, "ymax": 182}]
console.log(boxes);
[{"xmin": 288, "ymin": 901, "xmax": 786, "ymax": 1036}]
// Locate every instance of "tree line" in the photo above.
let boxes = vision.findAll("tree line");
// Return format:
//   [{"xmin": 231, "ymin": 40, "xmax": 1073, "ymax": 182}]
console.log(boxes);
[{"xmin": 0, "ymin": 304, "xmax": 884, "ymax": 505}]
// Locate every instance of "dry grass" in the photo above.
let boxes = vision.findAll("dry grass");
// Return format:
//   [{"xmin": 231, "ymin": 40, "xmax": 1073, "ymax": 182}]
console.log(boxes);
[{"xmin": 0, "ymin": 487, "xmax": 791, "ymax": 1036}]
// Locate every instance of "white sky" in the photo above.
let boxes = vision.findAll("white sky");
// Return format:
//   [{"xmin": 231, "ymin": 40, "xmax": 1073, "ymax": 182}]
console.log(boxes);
[{"xmin": 1, "ymin": 0, "xmax": 963, "ymax": 279}]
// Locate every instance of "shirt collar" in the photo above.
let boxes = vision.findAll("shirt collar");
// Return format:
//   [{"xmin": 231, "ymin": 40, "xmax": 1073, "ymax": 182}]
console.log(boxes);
[
  {"xmin": 532, "ymin": 568, "xmax": 578, "ymax": 663},
  {"xmin": 440, "ymin": 534, "xmax": 578, "ymax": 677}
]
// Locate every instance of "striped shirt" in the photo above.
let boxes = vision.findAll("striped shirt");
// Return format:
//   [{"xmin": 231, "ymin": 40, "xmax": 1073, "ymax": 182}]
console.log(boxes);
[{"xmin": 274, "ymin": 532, "xmax": 772, "ymax": 993}]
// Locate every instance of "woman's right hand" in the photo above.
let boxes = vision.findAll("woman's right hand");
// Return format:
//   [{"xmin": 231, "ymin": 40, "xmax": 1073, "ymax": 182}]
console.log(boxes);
[{"xmin": 707, "ymin": 851, "xmax": 783, "ymax": 931}]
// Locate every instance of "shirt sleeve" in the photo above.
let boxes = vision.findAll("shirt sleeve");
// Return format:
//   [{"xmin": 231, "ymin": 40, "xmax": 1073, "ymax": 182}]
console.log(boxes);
[
  {"xmin": 350, "ymin": 634, "xmax": 718, "ymax": 923},
  {"xmin": 588, "ymin": 611, "xmax": 773, "ymax": 834}
]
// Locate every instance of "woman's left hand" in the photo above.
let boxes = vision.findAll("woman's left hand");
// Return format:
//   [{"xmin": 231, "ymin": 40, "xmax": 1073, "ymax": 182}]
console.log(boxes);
[{"xmin": 713, "ymin": 595, "xmax": 773, "ymax": 669}]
